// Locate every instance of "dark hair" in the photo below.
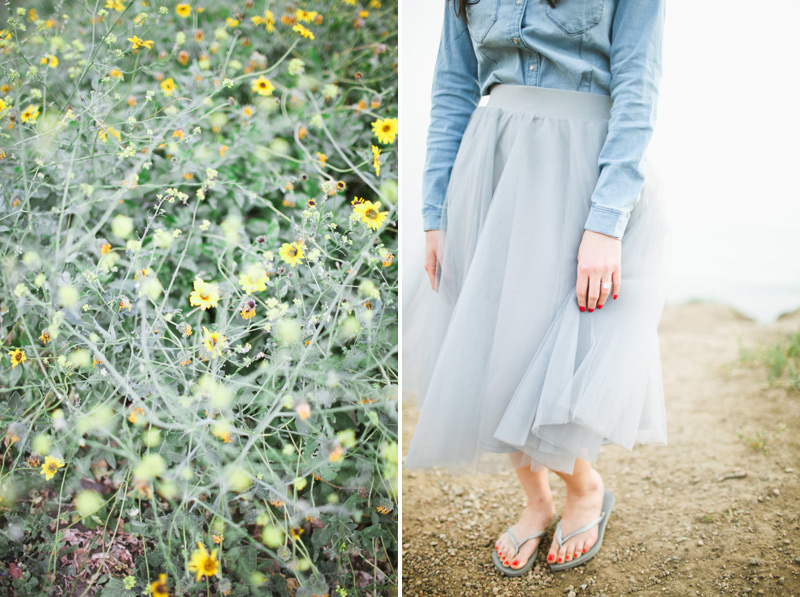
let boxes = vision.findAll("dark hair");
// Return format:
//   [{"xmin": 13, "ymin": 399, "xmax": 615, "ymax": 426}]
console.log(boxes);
[{"xmin": 450, "ymin": 0, "xmax": 561, "ymax": 26}]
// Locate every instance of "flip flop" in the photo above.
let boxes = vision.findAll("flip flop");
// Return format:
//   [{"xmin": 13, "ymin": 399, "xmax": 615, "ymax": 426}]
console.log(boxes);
[
  {"xmin": 493, "ymin": 511, "xmax": 558, "ymax": 576},
  {"xmin": 549, "ymin": 488, "xmax": 615, "ymax": 571}
]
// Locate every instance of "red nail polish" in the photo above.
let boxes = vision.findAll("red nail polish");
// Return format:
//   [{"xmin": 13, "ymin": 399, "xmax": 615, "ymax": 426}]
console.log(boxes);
[
  {"xmin": 579, "ymin": 306, "xmax": 585, "ymax": 312},
  {"xmin": 557, "ymin": 557, "xmax": 563, "ymax": 563},
  {"xmin": 583, "ymin": 547, "xmax": 588, "ymax": 553},
  {"xmin": 512, "ymin": 560, "xmax": 519, "ymax": 566},
  {"xmin": 597, "ymin": 304, "xmax": 603, "ymax": 309},
  {"xmin": 547, "ymin": 554, "xmax": 554, "ymax": 563},
  {"xmin": 613, "ymin": 294, "xmax": 617, "ymax": 299},
  {"xmin": 588, "ymin": 308, "xmax": 594, "ymax": 312}
]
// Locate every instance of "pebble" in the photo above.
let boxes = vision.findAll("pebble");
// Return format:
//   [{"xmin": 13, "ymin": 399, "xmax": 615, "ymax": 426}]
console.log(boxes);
[
  {"xmin": 794, "ymin": 556, "xmax": 800, "ymax": 565},
  {"xmin": 697, "ymin": 540, "xmax": 704, "ymax": 546},
  {"xmin": 772, "ymin": 488, "xmax": 780, "ymax": 496},
  {"xmin": 567, "ymin": 592, "xmax": 576, "ymax": 597},
  {"xmin": 749, "ymin": 558, "xmax": 759, "ymax": 566}
]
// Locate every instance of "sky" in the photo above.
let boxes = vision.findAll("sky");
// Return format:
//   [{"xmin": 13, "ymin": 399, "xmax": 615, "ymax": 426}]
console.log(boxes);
[{"xmin": 400, "ymin": 0, "xmax": 800, "ymax": 324}]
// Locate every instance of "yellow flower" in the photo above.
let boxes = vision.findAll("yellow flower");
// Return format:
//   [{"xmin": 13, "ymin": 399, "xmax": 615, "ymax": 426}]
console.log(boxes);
[
  {"xmin": 238, "ymin": 265, "xmax": 269, "ymax": 294},
  {"xmin": 8, "ymin": 349, "xmax": 25, "ymax": 368},
  {"xmin": 160, "ymin": 78, "xmax": 177, "ymax": 97},
  {"xmin": 279, "ymin": 241, "xmax": 305, "ymax": 268},
  {"xmin": 21, "ymin": 104, "xmax": 39, "ymax": 124},
  {"xmin": 289, "ymin": 526, "xmax": 305, "ymax": 540},
  {"xmin": 225, "ymin": 17, "xmax": 239, "ymax": 27},
  {"xmin": 149, "ymin": 573, "xmax": 169, "ymax": 597},
  {"xmin": 371, "ymin": 117, "xmax": 398, "ymax": 144},
  {"xmin": 296, "ymin": 9, "xmax": 318, "ymax": 23},
  {"xmin": 292, "ymin": 23, "xmax": 315, "ymax": 40},
  {"xmin": 98, "ymin": 124, "xmax": 121, "ymax": 143},
  {"xmin": 250, "ymin": 11, "xmax": 275, "ymax": 32},
  {"xmin": 213, "ymin": 423, "xmax": 231, "ymax": 443},
  {"xmin": 109, "ymin": 68, "xmax": 124, "ymax": 80},
  {"xmin": 40, "ymin": 456, "xmax": 65, "ymax": 481},
  {"xmin": 187, "ymin": 542, "xmax": 220, "ymax": 583},
  {"xmin": 202, "ymin": 326, "xmax": 227, "ymax": 359},
  {"xmin": 128, "ymin": 407, "xmax": 145, "ymax": 424},
  {"xmin": 176, "ymin": 3, "xmax": 191, "ymax": 18},
  {"xmin": 39, "ymin": 330, "xmax": 51, "ymax": 344},
  {"xmin": 294, "ymin": 403, "xmax": 311, "ymax": 421},
  {"xmin": 371, "ymin": 145, "xmax": 381, "ymax": 176},
  {"xmin": 189, "ymin": 278, "xmax": 220, "ymax": 310},
  {"xmin": 352, "ymin": 199, "xmax": 388, "ymax": 231},
  {"xmin": 128, "ymin": 35, "xmax": 154, "ymax": 50},
  {"xmin": 316, "ymin": 152, "xmax": 328, "ymax": 165},
  {"xmin": 240, "ymin": 306, "xmax": 256, "ymax": 320},
  {"xmin": 40, "ymin": 53, "xmax": 58, "ymax": 68},
  {"xmin": 251, "ymin": 75, "xmax": 274, "ymax": 97},
  {"xmin": 105, "ymin": 0, "xmax": 125, "ymax": 12}
]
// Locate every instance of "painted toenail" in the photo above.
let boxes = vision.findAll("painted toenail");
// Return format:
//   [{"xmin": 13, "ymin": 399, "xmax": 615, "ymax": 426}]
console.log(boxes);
[
  {"xmin": 557, "ymin": 557, "xmax": 563, "ymax": 563},
  {"xmin": 512, "ymin": 560, "xmax": 519, "ymax": 566},
  {"xmin": 583, "ymin": 547, "xmax": 587, "ymax": 553}
]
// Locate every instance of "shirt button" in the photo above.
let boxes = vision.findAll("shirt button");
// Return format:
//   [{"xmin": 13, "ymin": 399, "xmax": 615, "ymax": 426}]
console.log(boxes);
[
  {"xmin": 529, "ymin": 64, "xmax": 536, "ymax": 71},
  {"xmin": 516, "ymin": 0, "xmax": 521, "ymax": 4},
  {"xmin": 513, "ymin": 37, "xmax": 519, "ymax": 44}
]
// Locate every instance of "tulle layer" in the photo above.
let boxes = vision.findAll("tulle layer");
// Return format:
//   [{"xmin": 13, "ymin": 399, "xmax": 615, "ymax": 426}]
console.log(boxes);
[{"xmin": 403, "ymin": 88, "xmax": 670, "ymax": 475}]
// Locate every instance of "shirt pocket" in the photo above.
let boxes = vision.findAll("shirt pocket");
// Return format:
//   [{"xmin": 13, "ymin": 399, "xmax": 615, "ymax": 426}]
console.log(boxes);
[
  {"xmin": 545, "ymin": 0, "xmax": 605, "ymax": 36},
  {"xmin": 466, "ymin": 0, "xmax": 500, "ymax": 44}
]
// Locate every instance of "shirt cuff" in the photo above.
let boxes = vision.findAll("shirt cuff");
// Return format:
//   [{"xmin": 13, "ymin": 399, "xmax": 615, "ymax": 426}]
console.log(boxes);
[
  {"xmin": 422, "ymin": 207, "xmax": 443, "ymax": 231},
  {"xmin": 583, "ymin": 203, "xmax": 630, "ymax": 240}
]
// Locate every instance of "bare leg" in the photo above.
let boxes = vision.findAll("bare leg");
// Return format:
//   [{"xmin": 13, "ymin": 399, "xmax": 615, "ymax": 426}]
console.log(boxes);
[
  {"xmin": 494, "ymin": 455, "xmax": 556, "ymax": 570},
  {"xmin": 545, "ymin": 458, "xmax": 605, "ymax": 565}
]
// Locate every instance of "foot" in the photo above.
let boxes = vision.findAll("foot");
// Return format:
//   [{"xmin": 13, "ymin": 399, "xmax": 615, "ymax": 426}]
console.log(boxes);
[
  {"xmin": 494, "ymin": 495, "xmax": 556, "ymax": 570},
  {"xmin": 546, "ymin": 467, "xmax": 605, "ymax": 565}
]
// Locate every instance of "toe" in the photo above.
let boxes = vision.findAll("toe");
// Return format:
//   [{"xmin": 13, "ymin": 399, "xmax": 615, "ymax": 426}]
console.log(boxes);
[
  {"xmin": 556, "ymin": 543, "xmax": 569, "ymax": 564},
  {"xmin": 546, "ymin": 537, "xmax": 559, "ymax": 564}
]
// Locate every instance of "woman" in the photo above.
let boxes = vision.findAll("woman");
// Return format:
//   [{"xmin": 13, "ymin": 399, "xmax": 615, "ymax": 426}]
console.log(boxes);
[{"xmin": 403, "ymin": 0, "xmax": 669, "ymax": 577}]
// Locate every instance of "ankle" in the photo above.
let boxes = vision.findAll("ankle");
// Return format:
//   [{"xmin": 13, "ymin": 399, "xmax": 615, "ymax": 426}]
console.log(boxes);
[
  {"xmin": 564, "ymin": 470, "xmax": 603, "ymax": 497},
  {"xmin": 524, "ymin": 492, "xmax": 554, "ymax": 511}
]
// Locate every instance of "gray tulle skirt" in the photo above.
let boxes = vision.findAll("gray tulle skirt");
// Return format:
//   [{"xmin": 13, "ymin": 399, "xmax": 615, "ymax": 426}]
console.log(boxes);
[{"xmin": 403, "ymin": 84, "xmax": 670, "ymax": 476}]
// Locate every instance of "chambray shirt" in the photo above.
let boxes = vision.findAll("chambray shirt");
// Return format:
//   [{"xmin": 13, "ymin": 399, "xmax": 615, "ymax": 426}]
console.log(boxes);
[{"xmin": 421, "ymin": 0, "xmax": 665, "ymax": 240}]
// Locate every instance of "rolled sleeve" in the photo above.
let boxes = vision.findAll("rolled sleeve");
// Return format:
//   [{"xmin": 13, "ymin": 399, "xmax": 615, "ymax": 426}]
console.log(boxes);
[
  {"xmin": 421, "ymin": 2, "xmax": 481, "ymax": 231},
  {"xmin": 585, "ymin": 0, "xmax": 665, "ymax": 240}
]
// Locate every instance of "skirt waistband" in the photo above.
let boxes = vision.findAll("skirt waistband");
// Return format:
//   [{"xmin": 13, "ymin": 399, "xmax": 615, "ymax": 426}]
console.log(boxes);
[{"xmin": 486, "ymin": 84, "xmax": 612, "ymax": 120}]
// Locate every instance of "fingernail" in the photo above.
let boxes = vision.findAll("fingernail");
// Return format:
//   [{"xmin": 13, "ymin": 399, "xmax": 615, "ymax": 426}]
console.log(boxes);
[
  {"xmin": 613, "ymin": 294, "xmax": 617, "ymax": 299},
  {"xmin": 588, "ymin": 308, "xmax": 594, "ymax": 312},
  {"xmin": 597, "ymin": 304, "xmax": 603, "ymax": 309},
  {"xmin": 579, "ymin": 306, "xmax": 585, "ymax": 312}
]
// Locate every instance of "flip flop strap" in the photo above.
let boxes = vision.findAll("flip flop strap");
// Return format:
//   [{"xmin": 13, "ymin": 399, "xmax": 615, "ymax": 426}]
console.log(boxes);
[
  {"xmin": 555, "ymin": 510, "xmax": 605, "ymax": 547},
  {"xmin": 507, "ymin": 526, "xmax": 547, "ymax": 557}
]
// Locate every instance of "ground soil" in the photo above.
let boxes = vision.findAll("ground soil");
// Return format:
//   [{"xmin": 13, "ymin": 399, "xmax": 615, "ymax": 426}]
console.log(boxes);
[{"xmin": 401, "ymin": 302, "xmax": 800, "ymax": 596}]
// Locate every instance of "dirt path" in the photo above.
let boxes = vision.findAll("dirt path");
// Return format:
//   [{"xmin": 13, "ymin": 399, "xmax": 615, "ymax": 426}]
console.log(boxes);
[{"xmin": 401, "ymin": 302, "xmax": 800, "ymax": 596}]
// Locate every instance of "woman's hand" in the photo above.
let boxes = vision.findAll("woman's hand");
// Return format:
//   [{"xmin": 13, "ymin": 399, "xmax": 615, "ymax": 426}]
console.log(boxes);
[
  {"xmin": 424, "ymin": 230, "xmax": 441, "ymax": 292},
  {"xmin": 576, "ymin": 229, "xmax": 621, "ymax": 312}
]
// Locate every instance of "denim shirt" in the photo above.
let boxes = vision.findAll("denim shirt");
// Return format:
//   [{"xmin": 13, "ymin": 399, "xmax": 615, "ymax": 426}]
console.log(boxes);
[{"xmin": 421, "ymin": 0, "xmax": 665, "ymax": 240}]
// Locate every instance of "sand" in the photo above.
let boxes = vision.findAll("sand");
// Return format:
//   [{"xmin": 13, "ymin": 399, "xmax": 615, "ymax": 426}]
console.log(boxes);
[{"xmin": 401, "ymin": 302, "xmax": 800, "ymax": 596}]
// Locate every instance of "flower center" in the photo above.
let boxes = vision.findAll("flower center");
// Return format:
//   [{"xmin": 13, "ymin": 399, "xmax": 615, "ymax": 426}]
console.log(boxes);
[{"xmin": 366, "ymin": 209, "xmax": 378, "ymax": 219}]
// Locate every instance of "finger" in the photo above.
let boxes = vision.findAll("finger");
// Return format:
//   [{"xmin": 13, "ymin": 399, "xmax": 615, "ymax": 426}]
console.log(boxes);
[
  {"xmin": 576, "ymin": 268, "xmax": 589, "ymax": 312},
  {"xmin": 597, "ymin": 272, "xmax": 612, "ymax": 308},
  {"xmin": 612, "ymin": 267, "xmax": 621, "ymax": 300},
  {"xmin": 586, "ymin": 270, "xmax": 601, "ymax": 311}
]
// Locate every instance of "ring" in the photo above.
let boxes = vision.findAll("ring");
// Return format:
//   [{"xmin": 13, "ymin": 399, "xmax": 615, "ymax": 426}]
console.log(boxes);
[{"xmin": 601, "ymin": 282, "xmax": 612, "ymax": 290}]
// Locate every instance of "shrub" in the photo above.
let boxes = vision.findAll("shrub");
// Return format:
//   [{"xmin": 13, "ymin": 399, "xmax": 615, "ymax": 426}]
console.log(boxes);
[{"xmin": 0, "ymin": 1, "xmax": 398, "ymax": 595}]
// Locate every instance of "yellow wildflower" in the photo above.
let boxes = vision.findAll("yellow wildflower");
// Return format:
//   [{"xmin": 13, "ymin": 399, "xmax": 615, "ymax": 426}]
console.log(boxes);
[
  {"xmin": 292, "ymin": 23, "xmax": 314, "ymax": 40},
  {"xmin": 149, "ymin": 574, "xmax": 169, "ymax": 597},
  {"xmin": 371, "ymin": 145, "xmax": 381, "ymax": 176},
  {"xmin": 296, "ymin": 9, "xmax": 318, "ymax": 23},
  {"xmin": 8, "ymin": 349, "xmax": 25, "ymax": 368},
  {"xmin": 41, "ymin": 455, "xmax": 65, "ymax": 481},
  {"xmin": 279, "ymin": 241, "xmax": 305, "ymax": 268},
  {"xmin": 176, "ymin": 3, "xmax": 191, "ymax": 18},
  {"xmin": 371, "ymin": 117, "xmax": 398, "ymax": 144},
  {"xmin": 40, "ymin": 53, "xmax": 58, "ymax": 68},
  {"xmin": 39, "ymin": 330, "xmax": 51, "ymax": 344},
  {"xmin": 202, "ymin": 326, "xmax": 227, "ymax": 359},
  {"xmin": 189, "ymin": 278, "xmax": 220, "ymax": 310},
  {"xmin": 105, "ymin": 0, "xmax": 125, "ymax": 12},
  {"xmin": 352, "ymin": 198, "xmax": 388, "ymax": 230},
  {"xmin": 251, "ymin": 75, "xmax": 274, "ymax": 96},
  {"xmin": 21, "ymin": 104, "xmax": 39, "ymax": 124},
  {"xmin": 128, "ymin": 35, "xmax": 154, "ymax": 50},
  {"xmin": 238, "ymin": 265, "xmax": 269, "ymax": 294},
  {"xmin": 187, "ymin": 542, "xmax": 220, "ymax": 583},
  {"xmin": 160, "ymin": 77, "xmax": 177, "ymax": 97},
  {"xmin": 250, "ymin": 11, "xmax": 275, "ymax": 32}
]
